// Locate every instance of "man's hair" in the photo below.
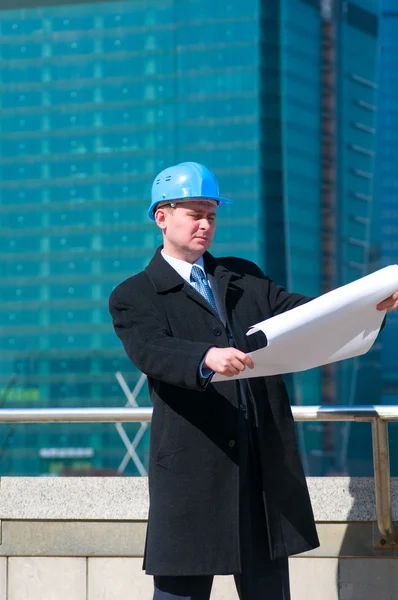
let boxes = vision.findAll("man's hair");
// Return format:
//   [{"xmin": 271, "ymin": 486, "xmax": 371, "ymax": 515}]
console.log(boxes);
[{"xmin": 156, "ymin": 203, "xmax": 174, "ymax": 215}]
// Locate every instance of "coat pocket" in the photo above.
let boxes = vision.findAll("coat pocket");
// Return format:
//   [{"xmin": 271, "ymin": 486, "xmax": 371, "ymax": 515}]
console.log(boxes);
[{"xmin": 156, "ymin": 448, "xmax": 184, "ymax": 469}]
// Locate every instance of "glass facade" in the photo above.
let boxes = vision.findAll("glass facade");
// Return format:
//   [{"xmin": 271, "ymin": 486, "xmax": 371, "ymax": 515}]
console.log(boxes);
[
  {"xmin": 379, "ymin": 0, "xmax": 398, "ymax": 472},
  {"xmin": 259, "ymin": 0, "xmax": 382, "ymax": 475},
  {"xmin": 262, "ymin": 0, "xmax": 323, "ymax": 473},
  {"xmin": 282, "ymin": 1, "xmax": 323, "ymax": 472},
  {"xmin": 331, "ymin": 0, "xmax": 381, "ymax": 475},
  {"xmin": 0, "ymin": 0, "xmax": 262, "ymax": 475},
  {"xmin": 0, "ymin": 0, "xmax": 385, "ymax": 477}
]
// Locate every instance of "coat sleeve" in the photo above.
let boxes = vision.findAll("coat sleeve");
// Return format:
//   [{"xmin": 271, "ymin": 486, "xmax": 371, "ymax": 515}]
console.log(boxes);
[
  {"xmin": 267, "ymin": 280, "xmax": 312, "ymax": 316},
  {"xmin": 109, "ymin": 288, "xmax": 214, "ymax": 391},
  {"xmin": 243, "ymin": 261, "xmax": 312, "ymax": 316}
]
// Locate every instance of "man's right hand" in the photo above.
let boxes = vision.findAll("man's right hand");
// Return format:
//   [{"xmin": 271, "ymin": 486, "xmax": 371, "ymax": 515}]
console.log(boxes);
[{"xmin": 203, "ymin": 347, "xmax": 254, "ymax": 377}]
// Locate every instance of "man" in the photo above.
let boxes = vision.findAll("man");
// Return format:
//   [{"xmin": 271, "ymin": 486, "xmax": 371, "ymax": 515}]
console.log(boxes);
[{"xmin": 109, "ymin": 162, "xmax": 398, "ymax": 600}]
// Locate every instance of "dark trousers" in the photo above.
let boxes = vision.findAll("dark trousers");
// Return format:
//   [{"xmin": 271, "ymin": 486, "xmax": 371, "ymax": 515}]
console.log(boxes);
[
  {"xmin": 153, "ymin": 387, "xmax": 290, "ymax": 600},
  {"xmin": 153, "ymin": 558, "xmax": 290, "ymax": 600}
]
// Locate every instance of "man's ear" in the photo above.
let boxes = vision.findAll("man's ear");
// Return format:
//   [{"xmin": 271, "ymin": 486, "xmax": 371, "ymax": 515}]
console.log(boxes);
[{"xmin": 155, "ymin": 207, "xmax": 167, "ymax": 230}]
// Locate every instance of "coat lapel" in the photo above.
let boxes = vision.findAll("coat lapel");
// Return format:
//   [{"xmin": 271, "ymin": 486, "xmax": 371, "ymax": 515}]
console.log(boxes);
[
  {"xmin": 183, "ymin": 284, "xmax": 221, "ymax": 319},
  {"xmin": 207, "ymin": 272, "xmax": 227, "ymax": 326},
  {"xmin": 204, "ymin": 253, "xmax": 236, "ymax": 312},
  {"xmin": 145, "ymin": 247, "xmax": 226, "ymax": 319}
]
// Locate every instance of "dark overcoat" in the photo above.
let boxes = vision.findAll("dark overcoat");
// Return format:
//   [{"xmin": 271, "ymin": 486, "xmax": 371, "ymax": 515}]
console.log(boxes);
[{"xmin": 109, "ymin": 247, "xmax": 320, "ymax": 576}]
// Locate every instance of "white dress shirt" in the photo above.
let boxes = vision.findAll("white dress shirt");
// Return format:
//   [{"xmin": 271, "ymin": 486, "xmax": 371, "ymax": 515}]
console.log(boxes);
[
  {"xmin": 161, "ymin": 250, "xmax": 210, "ymax": 288},
  {"xmin": 161, "ymin": 250, "xmax": 214, "ymax": 378}
]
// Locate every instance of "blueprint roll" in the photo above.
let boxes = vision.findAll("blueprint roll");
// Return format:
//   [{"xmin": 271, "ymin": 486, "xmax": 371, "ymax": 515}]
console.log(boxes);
[{"xmin": 213, "ymin": 265, "xmax": 398, "ymax": 382}]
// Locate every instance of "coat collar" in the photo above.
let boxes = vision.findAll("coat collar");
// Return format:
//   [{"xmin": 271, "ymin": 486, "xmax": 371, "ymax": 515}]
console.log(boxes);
[
  {"xmin": 145, "ymin": 247, "xmax": 185, "ymax": 293},
  {"xmin": 145, "ymin": 246, "xmax": 240, "ymax": 295}
]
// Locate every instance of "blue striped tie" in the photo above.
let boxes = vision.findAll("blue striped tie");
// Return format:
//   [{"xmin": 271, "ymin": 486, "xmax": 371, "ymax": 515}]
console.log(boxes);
[{"xmin": 190, "ymin": 266, "xmax": 219, "ymax": 315}]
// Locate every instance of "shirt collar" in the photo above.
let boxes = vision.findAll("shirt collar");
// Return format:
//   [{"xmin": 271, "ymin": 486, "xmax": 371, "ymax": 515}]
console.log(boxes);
[{"xmin": 161, "ymin": 250, "xmax": 205, "ymax": 284}]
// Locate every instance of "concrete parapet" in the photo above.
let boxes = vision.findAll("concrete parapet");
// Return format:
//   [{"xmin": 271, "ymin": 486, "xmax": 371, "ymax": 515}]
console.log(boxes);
[
  {"xmin": 0, "ymin": 476, "xmax": 383, "ymax": 521},
  {"xmin": 0, "ymin": 476, "xmax": 397, "ymax": 599}
]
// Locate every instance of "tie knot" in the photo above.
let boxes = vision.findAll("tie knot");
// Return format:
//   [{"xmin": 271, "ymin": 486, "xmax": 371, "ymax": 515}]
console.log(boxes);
[{"xmin": 190, "ymin": 265, "xmax": 206, "ymax": 283}]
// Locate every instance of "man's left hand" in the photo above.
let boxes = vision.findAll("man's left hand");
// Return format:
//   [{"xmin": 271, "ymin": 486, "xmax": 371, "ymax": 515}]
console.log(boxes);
[{"xmin": 377, "ymin": 292, "xmax": 398, "ymax": 312}]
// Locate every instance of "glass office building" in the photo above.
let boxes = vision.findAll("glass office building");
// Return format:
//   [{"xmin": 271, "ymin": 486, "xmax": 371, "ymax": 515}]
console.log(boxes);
[
  {"xmin": 260, "ymin": 0, "xmax": 381, "ymax": 474},
  {"xmin": 0, "ymin": 0, "xmax": 263, "ymax": 475},
  {"xmin": 379, "ymin": 0, "xmax": 398, "ymax": 471},
  {"xmin": 332, "ymin": 0, "xmax": 381, "ymax": 474},
  {"xmin": 259, "ymin": 0, "xmax": 323, "ymax": 474},
  {"xmin": 0, "ymin": 0, "xmax": 382, "ymax": 476}
]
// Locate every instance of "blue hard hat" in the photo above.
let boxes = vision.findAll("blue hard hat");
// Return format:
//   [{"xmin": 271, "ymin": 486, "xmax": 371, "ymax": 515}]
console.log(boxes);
[{"xmin": 148, "ymin": 162, "xmax": 232, "ymax": 220}]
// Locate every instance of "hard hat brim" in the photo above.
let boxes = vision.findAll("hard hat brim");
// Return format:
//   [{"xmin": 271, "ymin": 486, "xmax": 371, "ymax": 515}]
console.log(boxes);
[{"xmin": 149, "ymin": 195, "xmax": 232, "ymax": 220}]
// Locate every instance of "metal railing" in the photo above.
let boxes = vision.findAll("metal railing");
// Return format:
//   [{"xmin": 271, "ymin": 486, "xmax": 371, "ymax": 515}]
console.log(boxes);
[{"xmin": 0, "ymin": 405, "xmax": 397, "ymax": 547}]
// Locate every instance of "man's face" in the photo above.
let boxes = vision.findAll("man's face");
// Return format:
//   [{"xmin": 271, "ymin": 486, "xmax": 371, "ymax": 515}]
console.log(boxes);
[{"xmin": 155, "ymin": 200, "xmax": 217, "ymax": 262}]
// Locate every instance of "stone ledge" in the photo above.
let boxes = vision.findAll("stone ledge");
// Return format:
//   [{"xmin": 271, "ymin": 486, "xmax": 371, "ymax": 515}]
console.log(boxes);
[
  {"xmin": 0, "ymin": 476, "xmax": 393, "ymax": 522},
  {"xmin": 0, "ymin": 476, "xmax": 149, "ymax": 520},
  {"xmin": 307, "ymin": 477, "xmax": 376, "ymax": 521},
  {"xmin": 0, "ymin": 521, "xmax": 397, "ymax": 558},
  {"xmin": 0, "ymin": 521, "xmax": 146, "ymax": 556}
]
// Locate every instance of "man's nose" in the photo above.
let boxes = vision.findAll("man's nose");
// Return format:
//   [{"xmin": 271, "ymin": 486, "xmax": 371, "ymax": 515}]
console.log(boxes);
[{"xmin": 199, "ymin": 219, "xmax": 211, "ymax": 230}]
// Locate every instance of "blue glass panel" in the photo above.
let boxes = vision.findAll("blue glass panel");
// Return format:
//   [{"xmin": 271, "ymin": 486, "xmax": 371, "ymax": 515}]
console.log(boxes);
[
  {"xmin": 51, "ymin": 38, "xmax": 95, "ymax": 57},
  {"xmin": 1, "ymin": 90, "xmax": 42, "ymax": 109},
  {"xmin": 0, "ymin": 285, "xmax": 40, "ymax": 302},
  {"xmin": 1, "ymin": 210, "xmax": 42, "ymax": 228},
  {"xmin": 0, "ymin": 189, "xmax": 43, "ymax": 205},
  {"xmin": 50, "ymin": 159, "xmax": 94, "ymax": 178},
  {"xmin": 49, "ymin": 112, "xmax": 94, "ymax": 130},
  {"xmin": 1, "ymin": 114, "xmax": 42, "ymax": 132},
  {"xmin": 0, "ymin": 235, "xmax": 40, "ymax": 251},
  {"xmin": 0, "ymin": 18, "xmax": 43, "ymax": 36},
  {"xmin": 0, "ymin": 163, "xmax": 41, "ymax": 181},
  {"xmin": 47, "ymin": 185, "xmax": 94, "ymax": 202},
  {"xmin": 51, "ymin": 15, "xmax": 95, "ymax": 32},
  {"xmin": 50, "ymin": 63, "xmax": 96, "ymax": 81},
  {"xmin": 49, "ymin": 88, "xmax": 95, "ymax": 106},
  {"xmin": 0, "ymin": 42, "xmax": 42, "ymax": 60},
  {"xmin": 1, "ymin": 65, "xmax": 43, "ymax": 84}
]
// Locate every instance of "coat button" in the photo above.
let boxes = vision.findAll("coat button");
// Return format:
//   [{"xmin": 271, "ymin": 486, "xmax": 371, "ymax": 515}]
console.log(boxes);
[
  {"xmin": 212, "ymin": 326, "xmax": 222, "ymax": 336},
  {"xmin": 228, "ymin": 440, "xmax": 235, "ymax": 448}
]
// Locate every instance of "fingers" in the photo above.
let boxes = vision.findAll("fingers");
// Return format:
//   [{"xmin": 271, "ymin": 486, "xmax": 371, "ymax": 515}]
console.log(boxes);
[
  {"xmin": 377, "ymin": 298, "xmax": 398, "ymax": 311},
  {"xmin": 230, "ymin": 357, "xmax": 246, "ymax": 373},
  {"xmin": 376, "ymin": 299, "xmax": 388, "ymax": 310},
  {"xmin": 233, "ymin": 350, "xmax": 254, "ymax": 369},
  {"xmin": 205, "ymin": 347, "xmax": 254, "ymax": 377},
  {"xmin": 388, "ymin": 301, "xmax": 398, "ymax": 312},
  {"xmin": 377, "ymin": 292, "xmax": 398, "ymax": 312},
  {"xmin": 224, "ymin": 365, "xmax": 241, "ymax": 377},
  {"xmin": 243, "ymin": 355, "xmax": 255, "ymax": 369},
  {"xmin": 222, "ymin": 350, "xmax": 254, "ymax": 377},
  {"xmin": 220, "ymin": 357, "xmax": 243, "ymax": 377}
]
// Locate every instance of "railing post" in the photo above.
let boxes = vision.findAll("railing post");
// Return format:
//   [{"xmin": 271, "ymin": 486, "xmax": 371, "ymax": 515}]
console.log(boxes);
[{"xmin": 371, "ymin": 416, "xmax": 398, "ymax": 547}]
